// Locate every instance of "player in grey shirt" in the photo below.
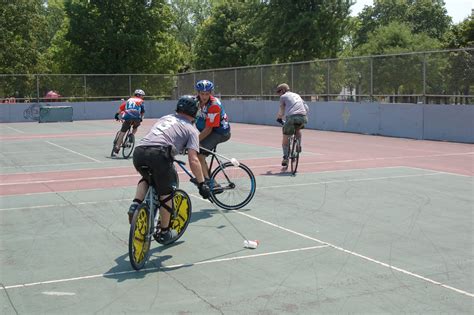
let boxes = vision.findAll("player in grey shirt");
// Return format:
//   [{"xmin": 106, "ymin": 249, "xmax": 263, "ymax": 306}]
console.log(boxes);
[
  {"xmin": 276, "ymin": 83, "xmax": 309, "ymax": 167},
  {"xmin": 128, "ymin": 95, "xmax": 211, "ymax": 244}
]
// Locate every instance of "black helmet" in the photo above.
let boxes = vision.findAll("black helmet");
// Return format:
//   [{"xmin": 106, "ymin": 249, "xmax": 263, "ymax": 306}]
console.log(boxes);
[{"xmin": 176, "ymin": 95, "xmax": 199, "ymax": 118}]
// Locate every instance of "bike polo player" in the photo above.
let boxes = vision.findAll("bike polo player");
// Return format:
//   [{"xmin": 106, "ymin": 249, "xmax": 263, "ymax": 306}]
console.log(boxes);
[
  {"xmin": 275, "ymin": 83, "xmax": 308, "ymax": 167},
  {"xmin": 194, "ymin": 79, "xmax": 231, "ymax": 187},
  {"xmin": 112, "ymin": 89, "xmax": 146, "ymax": 156},
  {"xmin": 128, "ymin": 95, "xmax": 211, "ymax": 244}
]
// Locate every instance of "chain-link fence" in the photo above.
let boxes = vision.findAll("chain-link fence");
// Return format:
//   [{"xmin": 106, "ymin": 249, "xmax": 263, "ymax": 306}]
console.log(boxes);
[{"xmin": 1, "ymin": 48, "xmax": 472, "ymax": 104}]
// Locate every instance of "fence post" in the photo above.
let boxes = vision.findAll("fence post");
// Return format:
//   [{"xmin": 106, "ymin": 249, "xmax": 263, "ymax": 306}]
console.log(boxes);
[
  {"xmin": 234, "ymin": 69, "xmax": 237, "ymax": 99},
  {"xmin": 291, "ymin": 64, "xmax": 294, "ymax": 92},
  {"xmin": 326, "ymin": 60, "xmax": 330, "ymax": 101},
  {"xmin": 423, "ymin": 53, "xmax": 426, "ymax": 104},
  {"xmin": 260, "ymin": 67, "xmax": 263, "ymax": 99},
  {"xmin": 83, "ymin": 75, "xmax": 87, "ymax": 101},
  {"xmin": 129, "ymin": 75, "xmax": 132, "ymax": 97},
  {"xmin": 36, "ymin": 75, "xmax": 40, "ymax": 103},
  {"xmin": 370, "ymin": 57, "xmax": 373, "ymax": 101}
]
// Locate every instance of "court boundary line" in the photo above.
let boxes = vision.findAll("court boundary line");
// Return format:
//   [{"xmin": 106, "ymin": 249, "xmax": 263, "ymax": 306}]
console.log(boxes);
[
  {"xmin": 0, "ymin": 167, "xmax": 453, "ymax": 205},
  {"xmin": 45, "ymin": 141, "xmax": 102, "ymax": 163},
  {"xmin": 233, "ymin": 210, "xmax": 474, "ymax": 298},
  {"xmin": 0, "ymin": 245, "xmax": 329, "ymax": 290}
]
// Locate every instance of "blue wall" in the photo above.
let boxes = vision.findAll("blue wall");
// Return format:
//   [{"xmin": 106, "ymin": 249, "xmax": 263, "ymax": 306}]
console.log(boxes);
[{"xmin": 1, "ymin": 100, "xmax": 472, "ymax": 143}]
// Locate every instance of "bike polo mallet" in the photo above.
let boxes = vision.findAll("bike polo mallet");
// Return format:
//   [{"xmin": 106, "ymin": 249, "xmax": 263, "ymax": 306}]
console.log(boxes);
[
  {"xmin": 198, "ymin": 147, "xmax": 258, "ymax": 249},
  {"xmin": 213, "ymin": 206, "xmax": 259, "ymax": 249},
  {"xmin": 199, "ymin": 147, "xmax": 240, "ymax": 167}
]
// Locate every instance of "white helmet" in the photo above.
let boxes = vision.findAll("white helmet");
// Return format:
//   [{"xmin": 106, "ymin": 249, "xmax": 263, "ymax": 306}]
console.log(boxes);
[{"xmin": 134, "ymin": 89, "xmax": 145, "ymax": 97}]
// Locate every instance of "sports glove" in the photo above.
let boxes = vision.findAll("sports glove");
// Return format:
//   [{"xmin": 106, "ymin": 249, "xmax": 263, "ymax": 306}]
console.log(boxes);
[
  {"xmin": 198, "ymin": 182, "xmax": 211, "ymax": 199},
  {"xmin": 114, "ymin": 113, "xmax": 120, "ymax": 121},
  {"xmin": 276, "ymin": 118, "xmax": 284, "ymax": 125}
]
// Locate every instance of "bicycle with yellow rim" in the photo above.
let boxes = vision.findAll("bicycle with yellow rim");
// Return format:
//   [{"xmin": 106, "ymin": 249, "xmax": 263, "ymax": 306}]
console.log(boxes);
[{"xmin": 128, "ymin": 165, "xmax": 192, "ymax": 270}]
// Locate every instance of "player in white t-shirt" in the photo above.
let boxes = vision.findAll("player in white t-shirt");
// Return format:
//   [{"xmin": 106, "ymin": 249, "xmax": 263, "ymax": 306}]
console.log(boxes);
[{"xmin": 275, "ymin": 83, "xmax": 309, "ymax": 167}]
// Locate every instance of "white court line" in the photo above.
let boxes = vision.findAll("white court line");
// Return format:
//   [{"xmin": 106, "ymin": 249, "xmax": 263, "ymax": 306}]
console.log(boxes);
[
  {"xmin": 4, "ymin": 126, "xmax": 25, "ymax": 133},
  {"xmin": 45, "ymin": 141, "xmax": 102, "ymax": 163},
  {"xmin": 0, "ymin": 168, "xmax": 448, "ymax": 207},
  {"xmin": 0, "ymin": 174, "xmax": 138, "ymax": 186},
  {"xmin": 0, "ymin": 245, "xmax": 328, "ymax": 290},
  {"xmin": 403, "ymin": 166, "xmax": 472, "ymax": 178},
  {"xmin": 233, "ymin": 212, "xmax": 474, "ymax": 298}
]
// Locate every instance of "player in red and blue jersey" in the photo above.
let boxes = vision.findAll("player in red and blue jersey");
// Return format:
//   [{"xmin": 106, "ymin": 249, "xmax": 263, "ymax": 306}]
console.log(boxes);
[
  {"xmin": 195, "ymin": 80, "xmax": 231, "ymax": 183},
  {"xmin": 112, "ymin": 89, "xmax": 146, "ymax": 156}
]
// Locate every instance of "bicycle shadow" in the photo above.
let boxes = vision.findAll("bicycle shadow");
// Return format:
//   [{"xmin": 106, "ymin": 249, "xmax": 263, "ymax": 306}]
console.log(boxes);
[
  {"xmin": 190, "ymin": 207, "xmax": 251, "ymax": 226},
  {"xmin": 104, "ymin": 241, "xmax": 188, "ymax": 282},
  {"xmin": 262, "ymin": 169, "xmax": 296, "ymax": 177}
]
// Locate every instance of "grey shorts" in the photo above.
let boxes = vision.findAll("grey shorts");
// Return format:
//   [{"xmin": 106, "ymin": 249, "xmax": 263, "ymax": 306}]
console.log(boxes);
[
  {"xmin": 283, "ymin": 114, "xmax": 307, "ymax": 135},
  {"xmin": 200, "ymin": 131, "xmax": 231, "ymax": 156}
]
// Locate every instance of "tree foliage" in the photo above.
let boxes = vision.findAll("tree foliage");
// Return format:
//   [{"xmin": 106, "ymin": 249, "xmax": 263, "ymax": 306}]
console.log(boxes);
[
  {"xmin": 0, "ymin": 0, "xmax": 48, "ymax": 74},
  {"xmin": 354, "ymin": 0, "xmax": 451, "ymax": 48},
  {"xmin": 193, "ymin": 1, "xmax": 261, "ymax": 69},
  {"xmin": 258, "ymin": 0, "xmax": 352, "ymax": 63},
  {"xmin": 54, "ymin": 0, "xmax": 182, "ymax": 74}
]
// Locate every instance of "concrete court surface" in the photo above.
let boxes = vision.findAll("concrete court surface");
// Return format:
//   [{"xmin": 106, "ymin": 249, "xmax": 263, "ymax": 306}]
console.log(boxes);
[{"xmin": 0, "ymin": 120, "xmax": 472, "ymax": 314}]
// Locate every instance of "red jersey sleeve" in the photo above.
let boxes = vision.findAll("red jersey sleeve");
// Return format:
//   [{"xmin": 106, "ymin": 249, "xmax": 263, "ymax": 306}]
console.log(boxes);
[
  {"xmin": 205, "ymin": 104, "xmax": 221, "ymax": 128},
  {"xmin": 119, "ymin": 102, "xmax": 126, "ymax": 112}
]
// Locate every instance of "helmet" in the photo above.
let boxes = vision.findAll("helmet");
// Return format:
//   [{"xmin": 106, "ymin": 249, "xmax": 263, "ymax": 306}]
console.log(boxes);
[
  {"xmin": 195, "ymin": 80, "xmax": 214, "ymax": 92},
  {"xmin": 176, "ymin": 95, "xmax": 199, "ymax": 118},
  {"xmin": 276, "ymin": 83, "xmax": 290, "ymax": 93},
  {"xmin": 134, "ymin": 89, "xmax": 145, "ymax": 97}
]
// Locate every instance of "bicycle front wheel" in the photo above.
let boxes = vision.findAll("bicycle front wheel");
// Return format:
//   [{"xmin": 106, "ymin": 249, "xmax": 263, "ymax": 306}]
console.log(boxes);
[
  {"xmin": 290, "ymin": 137, "xmax": 300, "ymax": 175},
  {"xmin": 170, "ymin": 189, "xmax": 192, "ymax": 242},
  {"xmin": 210, "ymin": 162, "xmax": 256, "ymax": 210},
  {"xmin": 128, "ymin": 204, "xmax": 151, "ymax": 270},
  {"xmin": 122, "ymin": 130, "xmax": 135, "ymax": 159}
]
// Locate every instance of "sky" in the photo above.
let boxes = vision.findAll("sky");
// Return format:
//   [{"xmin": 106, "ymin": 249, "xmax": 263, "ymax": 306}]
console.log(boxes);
[{"xmin": 350, "ymin": 0, "xmax": 473, "ymax": 24}]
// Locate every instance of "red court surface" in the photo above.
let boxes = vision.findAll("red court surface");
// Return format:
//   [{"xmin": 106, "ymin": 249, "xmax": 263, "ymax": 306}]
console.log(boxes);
[{"xmin": 1, "ymin": 121, "xmax": 472, "ymax": 196}]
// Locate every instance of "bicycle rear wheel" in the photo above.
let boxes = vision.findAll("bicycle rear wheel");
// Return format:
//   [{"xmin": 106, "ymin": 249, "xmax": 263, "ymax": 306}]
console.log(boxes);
[
  {"xmin": 290, "ymin": 136, "xmax": 300, "ymax": 175},
  {"xmin": 122, "ymin": 129, "xmax": 135, "ymax": 159},
  {"xmin": 210, "ymin": 162, "xmax": 256, "ymax": 210},
  {"xmin": 111, "ymin": 130, "xmax": 120, "ymax": 157},
  {"xmin": 128, "ymin": 204, "xmax": 151, "ymax": 270}
]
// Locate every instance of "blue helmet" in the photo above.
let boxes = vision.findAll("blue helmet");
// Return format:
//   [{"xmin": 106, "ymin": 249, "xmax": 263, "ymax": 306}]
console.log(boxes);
[{"xmin": 195, "ymin": 80, "xmax": 214, "ymax": 92}]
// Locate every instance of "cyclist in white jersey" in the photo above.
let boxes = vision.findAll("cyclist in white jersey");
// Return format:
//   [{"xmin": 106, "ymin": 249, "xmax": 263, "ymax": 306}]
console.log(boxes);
[
  {"xmin": 275, "ymin": 83, "xmax": 309, "ymax": 167},
  {"xmin": 128, "ymin": 95, "xmax": 211, "ymax": 244}
]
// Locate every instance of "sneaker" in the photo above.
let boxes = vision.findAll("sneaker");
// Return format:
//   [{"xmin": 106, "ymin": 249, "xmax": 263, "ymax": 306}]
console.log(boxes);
[
  {"xmin": 206, "ymin": 178, "xmax": 224, "ymax": 194},
  {"xmin": 281, "ymin": 158, "xmax": 289, "ymax": 167},
  {"xmin": 156, "ymin": 229, "xmax": 178, "ymax": 245},
  {"xmin": 128, "ymin": 202, "xmax": 140, "ymax": 223},
  {"xmin": 296, "ymin": 144, "xmax": 302, "ymax": 153},
  {"xmin": 128, "ymin": 134, "xmax": 134, "ymax": 143}
]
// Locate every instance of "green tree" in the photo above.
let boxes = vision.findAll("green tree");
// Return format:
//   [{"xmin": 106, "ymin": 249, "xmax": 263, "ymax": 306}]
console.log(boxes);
[
  {"xmin": 56, "ymin": 0, "xmax": 182, "ymax": 74},
  {"xmin": 0, "ymin": 0, "xmax": 48, "ymax": 74},
  {"xmin": 258, "ymin": 0, "xmax": 352, "ymax": 63},
  {"xmin": 354, "ymin": 0, "xmax": 451, "ymax": 48},
  {"xmin": 354, "ymin": 22, "xmax": 442, "ymax": 101},
  {"xmin": 193, "ymin": 1, "xmax": 261, "ymax": 69},
  {"xmin": 0, "ymin": 0, "xmax": 49, "ymax": 99},
  {"xmin": 168, "ymin": 0, "xmax": 212, "ymax": 71}
]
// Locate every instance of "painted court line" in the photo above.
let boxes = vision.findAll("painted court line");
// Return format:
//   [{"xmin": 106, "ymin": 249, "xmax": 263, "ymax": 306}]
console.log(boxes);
[
  {"xmin": 234, "ymin": 211, "xmax": 474, "ymax": 298},
  {"xmin": 0, "ymin": 245, "xmax": 328, "ymax": 290},
  {"xmin": 4, "ymin": 126, "xmax": 25, "ymax": 133},
  {"xmin": 46, "ymin": 141, "xmax": 102, "ymax": 163}
]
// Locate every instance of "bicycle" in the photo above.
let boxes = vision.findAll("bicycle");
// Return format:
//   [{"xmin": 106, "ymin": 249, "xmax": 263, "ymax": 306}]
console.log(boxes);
[
  {"xmin": 128, "ymin": 165, "xmax": 192, "ymax": 270},
  {"xmin": 277, "ymin": 118, "xmax": 301, "ymax": 175},
  {"xmin": 175, "ymin": 147, "xmax": 256, "ymax": 210},
  {"xmin": 111, "ymin": 121, "xmax": 135, "ymax": 159}
]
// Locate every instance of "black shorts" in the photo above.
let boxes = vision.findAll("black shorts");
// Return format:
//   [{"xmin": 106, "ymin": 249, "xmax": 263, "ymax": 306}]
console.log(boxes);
[
  {"xmin": 121, "ymin": 118, "xmax": 141, "ymax": 132},
  {"xmin": 200, "ymin": 131, "xmax": 231, "ymax": 156},
  {"xmin": 132, "ymin": 146, "xmax": 177, "ymax": 196}
]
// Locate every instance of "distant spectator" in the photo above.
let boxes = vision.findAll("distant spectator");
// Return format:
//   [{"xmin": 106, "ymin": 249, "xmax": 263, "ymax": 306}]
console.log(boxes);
[{"xmin": 45, "ymin": 90, "xmax": 61, "ymax": 102}]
